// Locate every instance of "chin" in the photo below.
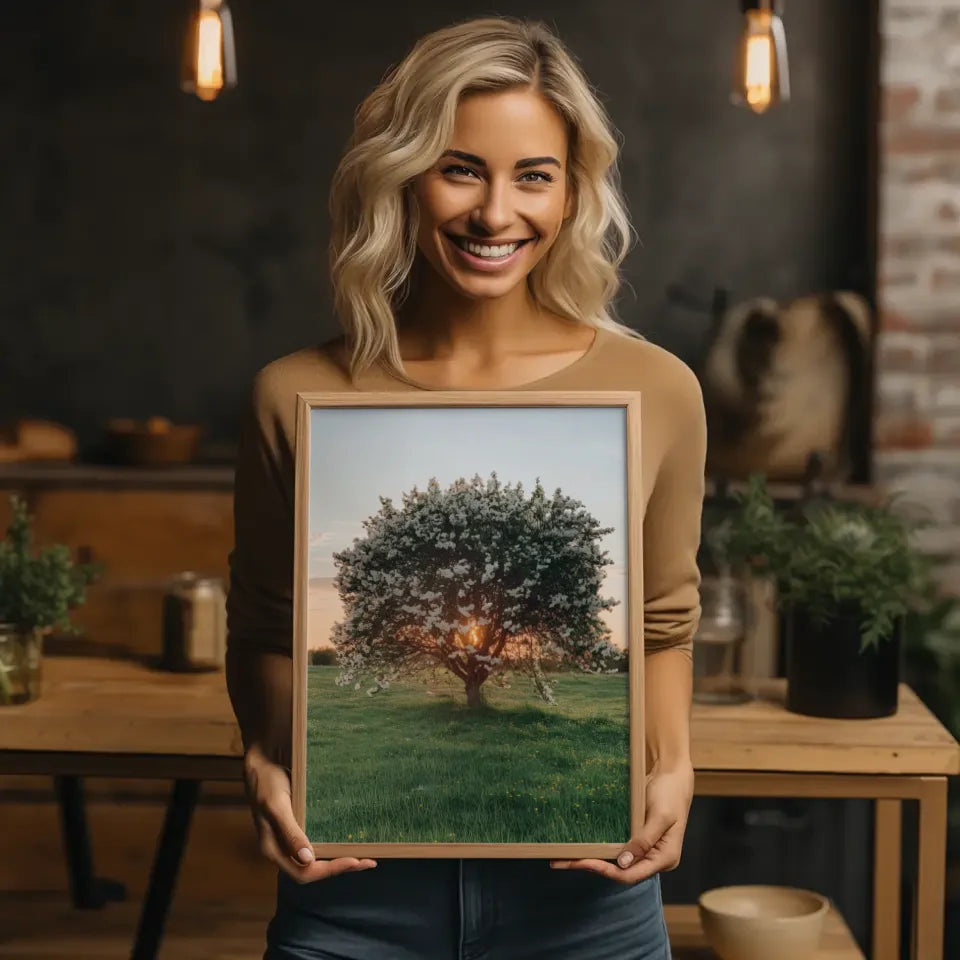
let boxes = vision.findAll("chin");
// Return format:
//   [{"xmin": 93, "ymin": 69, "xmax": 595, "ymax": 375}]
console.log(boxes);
[{"xmin": 445, "ymin": 273, "xmax": 527, "ymax": 300}]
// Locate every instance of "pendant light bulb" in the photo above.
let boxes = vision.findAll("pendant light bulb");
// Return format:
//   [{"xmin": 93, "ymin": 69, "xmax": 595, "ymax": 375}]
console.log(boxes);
[
  {"xmin": 732, "ymin": 0, "xmax": 790, "ymax": 114},
  {"xmin": 181, "ymin": 0, "xmax": 237, "ymax": 102}
]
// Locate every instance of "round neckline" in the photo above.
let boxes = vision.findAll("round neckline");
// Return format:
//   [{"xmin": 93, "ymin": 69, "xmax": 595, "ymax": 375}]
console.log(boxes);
[{"xmin": 378, "ymin": 325, "xmax": 610, "ymax": 392}]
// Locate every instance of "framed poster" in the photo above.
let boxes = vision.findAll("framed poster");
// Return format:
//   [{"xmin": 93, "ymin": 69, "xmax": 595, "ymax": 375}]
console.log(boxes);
[{"xmin": 292, "ymin": 391, "xmax": 644, "ymax": 859}]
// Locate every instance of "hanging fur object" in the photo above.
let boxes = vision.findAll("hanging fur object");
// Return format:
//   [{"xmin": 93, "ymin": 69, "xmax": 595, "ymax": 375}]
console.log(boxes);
[{"xmin": 700, "ymin": 291, "xmax": 872, "ymax": 483}]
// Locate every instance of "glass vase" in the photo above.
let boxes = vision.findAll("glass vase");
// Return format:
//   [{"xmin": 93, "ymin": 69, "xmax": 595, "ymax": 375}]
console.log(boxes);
[
  {"xmin": 0, "ymin": 623, "xmax": 43, "ymax": 705},
  {"xmin": 693, "ymin": 574, "xmax": 753, "ymax": 704}
]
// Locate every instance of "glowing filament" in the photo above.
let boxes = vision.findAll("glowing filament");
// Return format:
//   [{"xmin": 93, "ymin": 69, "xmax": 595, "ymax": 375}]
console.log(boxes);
[
  {"xmin": 744, "ymin": 29, "xmax": 773, "ymax": 110},
  {"xmin": 195, "ymin": 9, "xmax": 224, "ymax": 100},
  {"xmin": 733, "ymin": 7, "xmax": 789, "ymax": 115}
]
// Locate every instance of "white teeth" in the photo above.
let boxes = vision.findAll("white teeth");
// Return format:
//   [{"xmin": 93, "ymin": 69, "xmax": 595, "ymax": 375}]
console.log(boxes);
[{"xmin": 455, "ymin": 237, "xmax": 524, "ymax": 259}]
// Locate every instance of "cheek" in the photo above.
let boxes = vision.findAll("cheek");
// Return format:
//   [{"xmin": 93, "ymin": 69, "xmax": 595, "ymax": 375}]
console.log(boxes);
[
  {"xmin": 416, "ymin": 178, "xmax": 463, "ymax": 230},
  {"xmin": 525, "ymin": 193, "xmax": 569, "ymax": 244},
  {"xmin": 411, "ymin": 184, "xmax": 444, "ymax": 256}
]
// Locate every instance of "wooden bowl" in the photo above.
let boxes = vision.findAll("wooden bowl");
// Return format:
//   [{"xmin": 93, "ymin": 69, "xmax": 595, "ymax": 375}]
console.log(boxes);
[
  {"xmin": 106, "ymin": 418, "xmax": 202, "ymax": 466},
  {"xmin": 698, "ymin": 885, "xmax": 829, "ymax": 960}
]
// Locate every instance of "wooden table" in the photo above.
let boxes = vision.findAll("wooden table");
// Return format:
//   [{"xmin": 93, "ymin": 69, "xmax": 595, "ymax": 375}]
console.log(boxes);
[
  {"xmin": 691, "ymin": 680, "xmax": 960, "ymax": 960},
  {"xmin": 0, "ymin": 657, "xmax": 243, "ymax": 960},
  {"xmin": 0, "ymin": 658, "xmax": 957, "ymax": 959}
]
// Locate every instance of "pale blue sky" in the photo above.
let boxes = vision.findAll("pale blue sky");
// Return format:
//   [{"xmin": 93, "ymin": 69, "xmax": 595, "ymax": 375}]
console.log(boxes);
[{"xmin": 308, "ymin": 406, "xmax": 629, "ymax": 646}]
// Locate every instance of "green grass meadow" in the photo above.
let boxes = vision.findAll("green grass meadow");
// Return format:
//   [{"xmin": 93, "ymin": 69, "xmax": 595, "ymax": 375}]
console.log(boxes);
[{"xmin": 304, "ymin": 666, "xmax": 630, "ymax": 844}]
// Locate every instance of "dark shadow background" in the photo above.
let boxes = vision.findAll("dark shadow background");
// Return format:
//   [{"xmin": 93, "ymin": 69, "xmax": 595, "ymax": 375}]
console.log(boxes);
[{"xmin": 1, "ymin": 0, "xmax": 873, "ymax": 459}]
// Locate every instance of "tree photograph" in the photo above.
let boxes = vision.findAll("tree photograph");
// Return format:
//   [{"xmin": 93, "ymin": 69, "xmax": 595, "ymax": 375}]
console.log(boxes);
[
  {"xmin": 303, "ymin": 404, "xmax": 634, "ymax": 846},
  {"xmin": 331, "ymin": 472, "xmax": 622, "ymax": 708}
]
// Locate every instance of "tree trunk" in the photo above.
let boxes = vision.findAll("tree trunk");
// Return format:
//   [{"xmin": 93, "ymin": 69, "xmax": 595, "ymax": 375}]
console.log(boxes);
[{"xmin": 465, "ymin": 675, "xmax": 485, "ymax": 709}]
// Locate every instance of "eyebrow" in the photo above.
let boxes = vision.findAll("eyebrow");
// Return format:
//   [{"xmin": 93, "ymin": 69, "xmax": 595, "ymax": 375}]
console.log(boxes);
[{"xmin": 440, "ymin": 149, "xmax": 562, "ymax": 170}]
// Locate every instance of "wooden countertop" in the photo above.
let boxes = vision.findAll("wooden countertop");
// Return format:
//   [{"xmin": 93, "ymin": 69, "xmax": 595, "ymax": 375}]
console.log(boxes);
[
  {"xmin": 0, "ymin": 656, "xmax": 244, "ymax": 779},
  {"xmin": 0, "ymin": 463, "xmax": 235, "ymax": 490},
  {"xmin": 1, "ymin": 658, "xmax": 957, "ymax": 781},
  {"xmin": 666, "ymin": 904, "xmax": 864, "ymax": 959},
  {"xmin": 0, "ymin": 463, "xmax": 877, "ymax": 500},
  {"xmin": 692, "ymin": 679, "xmax": 960, "ymax": 776}
]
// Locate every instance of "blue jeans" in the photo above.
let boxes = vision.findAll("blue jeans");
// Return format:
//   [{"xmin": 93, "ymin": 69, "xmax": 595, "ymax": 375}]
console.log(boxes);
[{"xmin": 265, "ymin": 859, "xmax": 671, "ymax": 959}]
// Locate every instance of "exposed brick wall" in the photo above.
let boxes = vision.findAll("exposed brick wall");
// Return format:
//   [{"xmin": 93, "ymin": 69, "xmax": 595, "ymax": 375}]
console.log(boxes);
[{"xmin": 876, "ymin": 0, "xmax": 960, "ymax": 592}]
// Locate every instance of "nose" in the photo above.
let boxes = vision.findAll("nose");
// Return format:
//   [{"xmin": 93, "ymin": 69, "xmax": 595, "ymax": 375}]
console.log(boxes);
[{"xmin": 469, "ymin": 180, "xmax": 514, "ymax": 237}]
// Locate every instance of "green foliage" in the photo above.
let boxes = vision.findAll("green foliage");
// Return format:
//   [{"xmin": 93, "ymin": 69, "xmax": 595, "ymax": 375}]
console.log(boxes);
[
  {"xmin": 709, "ymin": 474, "xmax": 932, "ymax": 650},
  {"xmin": 905, "ymin": 591, "xmax": 960, "ymax": 746},
  {"xmin": 308, "ymin": 647, "xmax": 338, "ymax": 666},
  {"xmin": 331, "ymin": 472, "xmax": 621, "ymax": 705},
  {"xmin": 903, "ymin": 589, "xmax": 960, "ymax": 843},
  {"xmin": 0, "ymin": 495, "xmax": 102, "ymax": 632}
]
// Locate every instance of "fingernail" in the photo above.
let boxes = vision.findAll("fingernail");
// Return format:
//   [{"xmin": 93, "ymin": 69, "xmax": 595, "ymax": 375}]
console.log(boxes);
[
  {"xmin": 618, "ymin": 851, "xmax": 634, "ymax": 868},
  {"xmin": 296, "ymin": 846, "xmax": 315, "ymax": 864}
]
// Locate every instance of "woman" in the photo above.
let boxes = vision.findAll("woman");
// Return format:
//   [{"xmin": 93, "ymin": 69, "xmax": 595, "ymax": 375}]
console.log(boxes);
[{"xmin": 226, "ymin": 16, "xmax": 705, "ymax": 960}]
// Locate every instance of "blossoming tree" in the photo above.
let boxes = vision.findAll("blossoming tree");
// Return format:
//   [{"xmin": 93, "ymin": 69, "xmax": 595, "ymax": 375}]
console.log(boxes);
[{"xmin": 331, "ymin": 472, "xmax": 621, "ymax": 707}]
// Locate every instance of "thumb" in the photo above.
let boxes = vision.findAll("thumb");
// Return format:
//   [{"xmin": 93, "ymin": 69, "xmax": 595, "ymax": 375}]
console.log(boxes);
[
  {"xmin": 617, "ymin": 808, "xmax": 673, "ymax": 868},
  {"xmin": 291, "ymin": 833, "xmax": 315, "ymax": 865},
  {"xmin": 257, "ymin": 775, "xmax": 316, "ymax": 865},
  {"xmin": 274, "ymin": 805, "xmax": 315, "ymax": 865}
]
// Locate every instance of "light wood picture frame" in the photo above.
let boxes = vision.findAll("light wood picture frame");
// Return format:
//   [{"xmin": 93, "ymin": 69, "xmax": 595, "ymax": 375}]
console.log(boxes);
[{"xmin": 292, "ymin": 391, "xmax": 644, "ymax": 859}]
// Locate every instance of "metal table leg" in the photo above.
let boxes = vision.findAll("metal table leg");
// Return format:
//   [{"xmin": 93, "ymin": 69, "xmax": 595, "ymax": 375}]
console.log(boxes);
[
  {"xmin": 54, "ymin": 775, "xmax": 126, "ymax": 908},
  {"xmin": 130, "ymin": 778, "xmax": 201, "ymax": 960}
]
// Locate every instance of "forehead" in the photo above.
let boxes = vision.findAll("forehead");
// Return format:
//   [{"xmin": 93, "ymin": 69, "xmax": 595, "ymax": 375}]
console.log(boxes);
[{"xmin": 449, "ymin": 88, "xmax": 568, "ymax": 159}]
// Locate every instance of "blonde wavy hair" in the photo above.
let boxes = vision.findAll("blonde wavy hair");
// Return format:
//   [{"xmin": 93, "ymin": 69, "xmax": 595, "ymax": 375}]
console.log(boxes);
[{"xmin": 329, "ymin": 16, "xmax": 640, "ymax": 378}]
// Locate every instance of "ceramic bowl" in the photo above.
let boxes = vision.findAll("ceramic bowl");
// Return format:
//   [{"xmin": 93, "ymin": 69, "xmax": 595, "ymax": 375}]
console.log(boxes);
[{"xmin": 698, "ymin": 884, "xmax": 829, "ymax": 960}]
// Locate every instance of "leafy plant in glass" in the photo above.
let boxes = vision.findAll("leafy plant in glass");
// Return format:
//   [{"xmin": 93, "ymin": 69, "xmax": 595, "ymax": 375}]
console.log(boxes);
[{"xmin": 0, "ymin": 495, "xmax": 101, "ymax": 704}]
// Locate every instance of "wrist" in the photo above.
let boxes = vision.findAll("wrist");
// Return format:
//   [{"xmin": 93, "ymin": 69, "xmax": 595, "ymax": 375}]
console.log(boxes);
[
  {"xmin": 244, "ymin": 739, "xmax": 291, "ymax": 773},
  {"xmin": 646, "ymin": 751, "xmax": 692, "ymax": 776}
]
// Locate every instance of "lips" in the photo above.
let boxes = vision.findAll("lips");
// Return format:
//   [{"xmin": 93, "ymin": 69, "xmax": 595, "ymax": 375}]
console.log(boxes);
[{"xmin": 442, "ymin": 233, "xmax": 538, "ymax": 274}]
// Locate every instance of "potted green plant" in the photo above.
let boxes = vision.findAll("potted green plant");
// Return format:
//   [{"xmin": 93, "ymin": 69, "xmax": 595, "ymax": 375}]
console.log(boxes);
[
  {"xmin": 0, "ymin": 495, "xmax": 101, "ymax": 705},
  {"xmin": 709, "ymin": 474, "xmax": 932, "ymax": 718}
]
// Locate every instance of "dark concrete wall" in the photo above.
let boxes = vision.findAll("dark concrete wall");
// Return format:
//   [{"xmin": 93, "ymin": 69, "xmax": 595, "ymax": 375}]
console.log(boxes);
[
  {"xmin": 0, "ymin": 2, "xmax": 877, "ymax": 943},
  {"xmin": 1, "ymin": 0, "xmax": 872, "ymax": 457}
]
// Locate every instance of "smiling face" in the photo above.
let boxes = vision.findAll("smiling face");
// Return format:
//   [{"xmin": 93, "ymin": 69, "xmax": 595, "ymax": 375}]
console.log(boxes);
[{"xmin": 411, "ymin": 86, "xmax": 574, "ymax": 302}]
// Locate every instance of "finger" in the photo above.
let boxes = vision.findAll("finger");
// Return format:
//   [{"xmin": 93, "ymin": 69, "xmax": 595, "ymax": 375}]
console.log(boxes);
[
  {"xmin": 257, "ymin": 818, "xmax": 320, "ymax": 881},
  {"xmin": 258, "ymin": 792, "xmax": 319, "ymax": 866},
  {"xmin": 257, "ymin": 817, "xmax": 376, "ymax": 882},
  {"xmin": 616, "ymin": 808, "xmax": 675, "ymax": 869},
  {"xmin": 551, "ymin": 828, "xmax": 682, "ymax": 885},
  {"xmin": 245, "ymin": 757, "xmax": 305, "ymax": 862},
  {"xmin": 310, "ymin": 856, "xmax": 379, "ymax": 879},
  {"xmin": 550, "ymin": 852, "xmax": 662, "ymax": 884},
  {"xmin": 549, "ymin": 858, "xmax": 621, "ymax": 880},
  {"xmin": 617, "ymin": 833, "xmax": 682, "ymax": 884},
  {"xmin": 548, "ymin": 808, "xmax": 673, "ymax": 873}
]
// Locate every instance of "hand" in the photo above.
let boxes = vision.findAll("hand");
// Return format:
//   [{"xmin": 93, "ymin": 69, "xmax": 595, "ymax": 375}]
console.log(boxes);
[
  {"xmin": 243, "ymin": 743, "xmax": 377, "ymax": 884},
  {"xmin": 550, "ymin": 760, "xmax": 694, "ymax": 884}
]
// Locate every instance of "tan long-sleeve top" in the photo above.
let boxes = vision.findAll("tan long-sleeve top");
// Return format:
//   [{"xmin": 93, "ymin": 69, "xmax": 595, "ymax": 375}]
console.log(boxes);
[{"xmin": 226, "ymin": 326, "xmax": 707, "ymax": 660}]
